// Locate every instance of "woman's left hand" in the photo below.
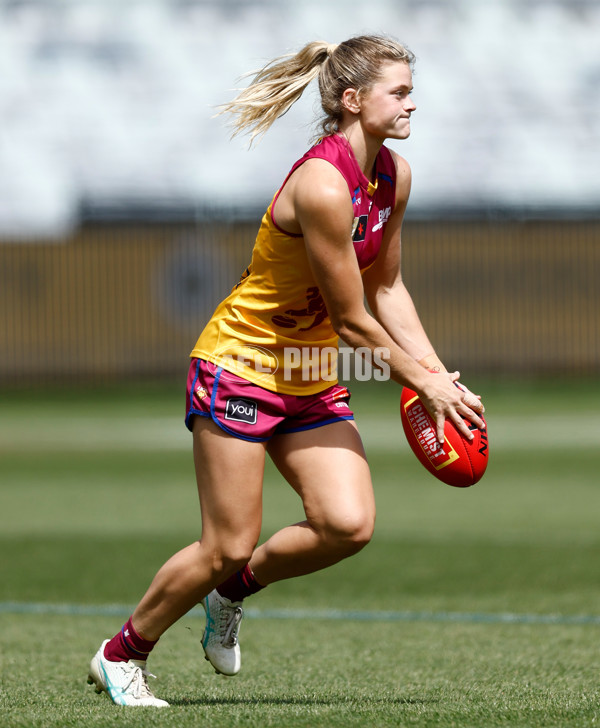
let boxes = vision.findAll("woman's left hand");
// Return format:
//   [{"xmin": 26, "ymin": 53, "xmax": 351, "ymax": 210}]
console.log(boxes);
[{"xmin": 454, "ymin": 379, "xmax": 485, "ymax": 416}]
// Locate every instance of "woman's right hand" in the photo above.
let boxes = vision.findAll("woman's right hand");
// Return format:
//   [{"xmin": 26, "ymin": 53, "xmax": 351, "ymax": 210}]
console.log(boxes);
[{"xmin": 417, "ymin": 370, "xmax": 485, "ymax": 445}]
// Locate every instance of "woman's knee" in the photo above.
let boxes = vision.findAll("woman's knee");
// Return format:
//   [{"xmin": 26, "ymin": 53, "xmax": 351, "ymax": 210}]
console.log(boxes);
[
  {"xmin": 320, "ymin": 511, "xmax": 375, "ymax": 556},
  {"xmin": 203, "ymin": 538, "xmax": 258, "ymax": 579},
  {"xmin": 344, "ymin": 514, "xmax": 375, "ymax": 553}
]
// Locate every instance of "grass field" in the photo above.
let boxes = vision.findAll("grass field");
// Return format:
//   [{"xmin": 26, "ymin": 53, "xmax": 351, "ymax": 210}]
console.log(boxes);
[{"xmin": 1, "ymin": 376, "xmax": 600, "ymax": 727}]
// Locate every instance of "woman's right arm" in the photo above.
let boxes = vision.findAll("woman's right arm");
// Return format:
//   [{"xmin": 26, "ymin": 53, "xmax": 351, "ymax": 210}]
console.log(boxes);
[{"xmin": 289, "ymin": 159, "xmax": 482, "ymax": 443}]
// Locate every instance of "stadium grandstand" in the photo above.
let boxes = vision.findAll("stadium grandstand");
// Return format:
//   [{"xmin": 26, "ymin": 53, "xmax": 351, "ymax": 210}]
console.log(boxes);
[{"xmin": 1, "ymin": 0, "xmax": 598, "ymax": 382}]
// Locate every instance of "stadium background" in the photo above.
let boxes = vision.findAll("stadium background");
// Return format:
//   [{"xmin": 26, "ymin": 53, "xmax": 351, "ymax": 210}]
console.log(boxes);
[
  {"xmin": 2, "ymin": 4, "xmax": 600, "ymax": 725},
  {"xmin": 1, "ymin": 0, "xmax": 598, "ymax": 386}
]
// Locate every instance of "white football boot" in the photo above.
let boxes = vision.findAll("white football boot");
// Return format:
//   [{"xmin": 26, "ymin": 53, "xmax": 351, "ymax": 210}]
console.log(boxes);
[
  {"xmin": 201, "ymin": 590, "xmax": 243, "ymax": 676},
  {"xmin": 87, "ymin": 640, "xmax": 169, "ymax": 707}
]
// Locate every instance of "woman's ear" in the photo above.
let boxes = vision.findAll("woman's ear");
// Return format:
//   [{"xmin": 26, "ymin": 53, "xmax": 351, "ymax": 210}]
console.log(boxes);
[{"xmin": 341, "ymin": 87, "xmax": 361, "ymax": 115}]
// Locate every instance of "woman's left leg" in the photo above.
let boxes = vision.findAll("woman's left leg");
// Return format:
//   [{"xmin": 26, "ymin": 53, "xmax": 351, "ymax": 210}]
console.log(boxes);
[
  {"xmin": 249, "ymin": 418, "xmax": 376, "ymax": 585},
  {"xmin": 201, "ymin": 418, "xmax": 375, "ymax": 676}
]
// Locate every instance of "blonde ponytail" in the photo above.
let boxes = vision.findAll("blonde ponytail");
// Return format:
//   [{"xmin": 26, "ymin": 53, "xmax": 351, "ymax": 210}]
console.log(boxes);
[
  {"xmin": 219, "ymin": 35, "xmax": 414, "ymax": 144},
  {"xmin": 218, "ymin": 41, "xmax": 333, "ymax": 144}
]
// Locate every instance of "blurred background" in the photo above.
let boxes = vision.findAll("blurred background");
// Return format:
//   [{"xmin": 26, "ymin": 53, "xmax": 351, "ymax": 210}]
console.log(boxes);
[
  {"xmin": 2, "ymin": 8, "xmax": 600, "ymax": 722},
  {"xmin": 0, "ymin": 0, "xmax": 598, "ymax": 386}
]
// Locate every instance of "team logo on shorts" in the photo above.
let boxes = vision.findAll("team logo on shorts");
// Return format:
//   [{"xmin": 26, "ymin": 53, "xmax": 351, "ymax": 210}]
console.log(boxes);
[
  {"xmin": 332, "ymin": 387, "xmax": 349, "ymax": 401},
  {"xmin": 225, "ymin": 398, "xmax": 258, "ymax": 425}
]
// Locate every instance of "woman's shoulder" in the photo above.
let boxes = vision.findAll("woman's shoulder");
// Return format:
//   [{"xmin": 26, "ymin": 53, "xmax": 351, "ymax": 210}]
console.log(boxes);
[
  {"xmin": 381, "ymin": 145, "xmax": 411, "ymax": 176},
  {"xmin": 289, "ymin": 135, "xmax": 356, "ymax": 194},
  {"xmin": 382, "ymin": 146, "xmax": 412, "ymax": 201},
  {"xmin": 292, "ymin": 156, "xmax": 353, "ymax": 208},
  {"xmin": 297, "ymin": 134, "xmax": 349, "ymax": 168}
]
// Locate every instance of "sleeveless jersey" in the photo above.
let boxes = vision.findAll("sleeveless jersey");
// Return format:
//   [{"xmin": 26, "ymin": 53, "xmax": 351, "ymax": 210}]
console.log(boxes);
[{"xmin": 191, "ymin": 134, "xmax": 397, "ymax": 394}]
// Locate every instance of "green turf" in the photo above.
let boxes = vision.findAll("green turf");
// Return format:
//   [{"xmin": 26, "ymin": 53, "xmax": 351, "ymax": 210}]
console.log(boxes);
[{"xmin": 1, "ymin": 377, "xmax": 600, "ymax": 727}]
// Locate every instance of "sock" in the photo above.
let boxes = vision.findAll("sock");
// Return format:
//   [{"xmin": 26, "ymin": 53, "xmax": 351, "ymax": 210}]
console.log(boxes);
[
  {"xmin": 216, "ymin": 563, "xmax": 265, "ymax": 603},
  {"xmin": 103, "ymin": 616, "xmax": 158, "ymax": 663}
]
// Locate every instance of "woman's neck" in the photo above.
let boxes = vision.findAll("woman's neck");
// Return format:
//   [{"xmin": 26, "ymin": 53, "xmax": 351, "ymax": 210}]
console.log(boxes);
[{"xmin": 337, "ymin": 123, "xmax": 382, "ymax": 183}]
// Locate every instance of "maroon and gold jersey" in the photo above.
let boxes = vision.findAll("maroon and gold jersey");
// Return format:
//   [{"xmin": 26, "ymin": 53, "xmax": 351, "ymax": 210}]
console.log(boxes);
[{"xmin": 191, "ymin": 134, "xmax": 397, "ymax": 394}]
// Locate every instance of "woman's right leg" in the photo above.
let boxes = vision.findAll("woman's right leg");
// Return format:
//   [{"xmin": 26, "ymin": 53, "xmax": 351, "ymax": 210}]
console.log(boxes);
[
  {"xmin": 88, "ymin": 416, "xmax": 267, "ymax": 705},
  {"xmin": 130, "ymin": 416, "xmax": 267, "ymax": 640}
]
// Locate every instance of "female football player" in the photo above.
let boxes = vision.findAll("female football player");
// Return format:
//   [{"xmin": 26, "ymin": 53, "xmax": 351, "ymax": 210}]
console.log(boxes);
[{"xmin": 88, "ymin": 34, "xmax": 485, "ymax": 706}]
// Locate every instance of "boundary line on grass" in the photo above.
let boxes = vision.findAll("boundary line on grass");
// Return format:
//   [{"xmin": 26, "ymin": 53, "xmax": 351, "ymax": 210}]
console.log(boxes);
[{"xmin": 2, "ymin": 601, "xmax": 600, "ymax": 626}]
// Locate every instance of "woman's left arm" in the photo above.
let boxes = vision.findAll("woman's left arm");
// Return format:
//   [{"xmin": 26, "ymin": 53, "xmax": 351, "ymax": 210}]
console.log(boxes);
[
  {"xmin": 363, "ymin": 151, "xmax": 483, "ymax": 411},
  {"xmin": 362, "ymin": 153, "xmax": 440, "ymax": 366}
]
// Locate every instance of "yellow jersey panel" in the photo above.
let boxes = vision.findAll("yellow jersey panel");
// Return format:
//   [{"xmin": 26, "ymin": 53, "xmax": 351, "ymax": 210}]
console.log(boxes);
[
  {"xmin": 191, "ymin": 203, "xmax": 338, "ymax": 394},
  {"xmin": 191, "ymin": 134, "xmax": 397, "ymax": 395}
]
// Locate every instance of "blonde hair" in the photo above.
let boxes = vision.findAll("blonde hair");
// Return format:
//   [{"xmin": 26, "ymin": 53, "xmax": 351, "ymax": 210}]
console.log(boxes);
[{"xmin": 219, "ymin": 35, "xmax": 415, "ymax": 144}]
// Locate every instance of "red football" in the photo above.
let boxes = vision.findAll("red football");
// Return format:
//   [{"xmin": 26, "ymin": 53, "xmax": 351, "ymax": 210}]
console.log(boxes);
[{"xmin": 400, "ymin": 387, "xmax": 488, "ymax": 487}]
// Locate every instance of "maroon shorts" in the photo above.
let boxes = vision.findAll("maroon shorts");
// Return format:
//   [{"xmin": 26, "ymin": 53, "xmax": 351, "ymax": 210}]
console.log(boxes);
[{"xmin": 185, "ymin": 358, "xmax": 354, "ymax": 442}]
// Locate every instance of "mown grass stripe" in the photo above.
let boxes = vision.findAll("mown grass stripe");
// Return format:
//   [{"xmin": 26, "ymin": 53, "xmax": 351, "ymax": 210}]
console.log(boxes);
[
  {"xmin": 2, "ymin": 413, "xmax": 600, "ymax": 454},
  {"xmin": 2, "ymin": 601, "xmax": 600, "ymax": 626}
]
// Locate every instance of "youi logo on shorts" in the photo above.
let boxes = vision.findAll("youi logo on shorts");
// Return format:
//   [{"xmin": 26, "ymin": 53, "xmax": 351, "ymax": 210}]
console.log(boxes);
[{"xmin": 225, "ymin": 398, "xmax": 258, "ymax": 425}]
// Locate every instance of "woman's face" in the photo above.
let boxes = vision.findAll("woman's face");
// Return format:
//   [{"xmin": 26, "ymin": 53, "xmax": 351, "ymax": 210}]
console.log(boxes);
[{"xmin": 358, "ymin": 61, "xmax": 417, "ymax": 142}]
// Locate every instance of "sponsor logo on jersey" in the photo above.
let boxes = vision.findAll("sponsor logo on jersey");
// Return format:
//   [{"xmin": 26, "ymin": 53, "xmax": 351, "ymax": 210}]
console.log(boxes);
[
  {"xmin": 225, "ymin": 398, "xmax": 258, "ymax": 425},
  {"xmin": 371, "ymin": 206, "xmax": 392, "ymax": 232}
]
